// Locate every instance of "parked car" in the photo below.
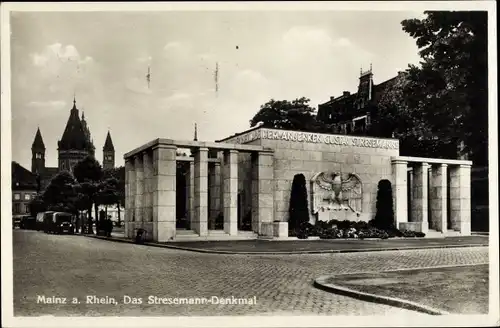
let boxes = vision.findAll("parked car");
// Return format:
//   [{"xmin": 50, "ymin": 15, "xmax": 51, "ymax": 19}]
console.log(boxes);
[
  {"xmin": 43, "ymin": 212, "xmax": 75, "ymax": 234},
  {"xmin": 20, "ymin": 216, "xmax": 37, "ymax": 230},
  {"xmin": 13, "ymin": 215, "xmax": 22, "ymax": 228}
]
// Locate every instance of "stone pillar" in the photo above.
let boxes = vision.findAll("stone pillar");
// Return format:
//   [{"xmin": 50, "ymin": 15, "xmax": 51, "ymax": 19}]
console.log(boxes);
[
  {"xmin": 392, "ymin": 160, "xmax": 408, "ymax": 228},
  {"xmin": 218, "ymin": 152, "xmax": 224, "ymax": 225},
  {"xmin": 193, "ymin": 147, "xmax": 209, "ymax": 236},
  {"xmin": 187, "ymin": 161, "xmax": 194, "ymax": 229},
  {"xmin": 412, "ymin": 162, "xmax": 429, "ymax": 233},
  {"xmin": 430, "ymin": 164, "xmax": 448, "ymax": 233},
  {"xmin": 125, "ymin": 158, "xmax": 135, "ymax": 238},
  {"xmin": 209, "ymin": 161, "xmax": 222, "ymax": 230},
  {"xmin": 223, "ymin": 150, "xmax": 238, "ymax": 236},
  {"xmin": 184, "ymin": 162, "xmax": 190, "ymax": 226},
  {"xmin": 251, "ymin": 151, "xmax": 274, "ymax": 235},
  {"xmin": 449, "ymin": 164, "xmax": 472, "ymax": 235},
  {"xmin": 152, "ymin": 145, "xmax": 177, "ymax": 242},
  {"xmin": 134, "ymin": 155, "xmax": 144, "ymax": 227},
  {"xmin": 407, "ymin": 168, "xmax": 413, "ymax": 223},
  {"xmin": 142, "ymin": 151, "xmax": 154, "ymax": 236}
]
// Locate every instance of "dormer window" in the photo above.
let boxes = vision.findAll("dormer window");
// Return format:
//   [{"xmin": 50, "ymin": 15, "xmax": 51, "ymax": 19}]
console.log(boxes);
[{"xmin": 36, "ymin": 153, "xmax": 42, "ymax": 159}]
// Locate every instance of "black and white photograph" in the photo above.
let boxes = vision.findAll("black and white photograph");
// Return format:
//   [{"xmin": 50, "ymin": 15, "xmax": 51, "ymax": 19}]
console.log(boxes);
[{"xmin": 1, "ymin": 1, "xmax": 498, "ymax": 327}]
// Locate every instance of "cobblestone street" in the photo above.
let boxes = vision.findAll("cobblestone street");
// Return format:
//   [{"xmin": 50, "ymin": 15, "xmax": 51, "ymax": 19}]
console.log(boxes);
[{"xmin": 13, "ymin": 230, "xmax": 488, "ymax": 316}]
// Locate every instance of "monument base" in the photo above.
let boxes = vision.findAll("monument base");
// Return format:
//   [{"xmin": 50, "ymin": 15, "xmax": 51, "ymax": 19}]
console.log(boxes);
[
  {"xmin": 261, "ymin": 221, "xmax": 289, "ymax": 238},
  {"xmin": 399, "ymin": 221, "xmax": 429, "ymax": 234}
]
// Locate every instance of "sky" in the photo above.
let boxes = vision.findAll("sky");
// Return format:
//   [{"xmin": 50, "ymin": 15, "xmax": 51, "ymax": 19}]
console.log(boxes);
[{"xmin": 10, "ymin": 10, "xmax": 424, "ymax": 168}]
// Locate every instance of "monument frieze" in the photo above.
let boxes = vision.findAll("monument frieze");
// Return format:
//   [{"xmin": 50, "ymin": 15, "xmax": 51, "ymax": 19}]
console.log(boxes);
[{"xmin": 225, "ymin": 128, "xmax": 399, "ymax": 150}]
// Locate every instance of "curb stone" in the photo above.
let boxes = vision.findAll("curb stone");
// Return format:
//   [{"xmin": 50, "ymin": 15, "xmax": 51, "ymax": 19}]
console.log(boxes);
[
  {"xmin": 83, "ymin": 234, "xmax": 488, "ymax": 255},
  {"xmin": 313, "ymin": 275, "xmax": 450, "ymax": 315}
]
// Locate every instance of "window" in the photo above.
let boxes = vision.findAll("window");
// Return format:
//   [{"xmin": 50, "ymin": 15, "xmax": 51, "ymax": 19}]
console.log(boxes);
[
  {"xmin": 25, "ymin": 204, "xmax": 30, "ymax": 214},
  {"xmin": 13, "ymin": 203, "xmax": 21, "ymax": 214},
  {"xmin": 14, "ymin": 193, "xmax": 21, "ymax": 200},
  {"xmin": 36, "ymin": 153, "xmax": 42, "ymax": 159},
  {"xmin": 24, "ymin": 194, "xmax": 31, "ymax": 201}
]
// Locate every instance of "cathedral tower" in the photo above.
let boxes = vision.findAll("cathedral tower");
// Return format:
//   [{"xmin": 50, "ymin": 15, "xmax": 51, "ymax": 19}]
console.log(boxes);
[
  {"xmin": 102, "ymin": 131, "xmax": 115, "ymax": 170},
  {"xmin": 357, "ymin": 64, "xmax": 374, "ymax": 109},
  {"xmin": 31, "ymin": 127, "xmax": 46, "ymax": 175},
  {"xmin": 57, "ymin": 97, "xmax": 94, "ymax": 171}
]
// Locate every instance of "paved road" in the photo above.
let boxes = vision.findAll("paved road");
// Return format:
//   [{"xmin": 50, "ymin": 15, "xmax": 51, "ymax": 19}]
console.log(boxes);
[{"xmin": 13, "ymin": 230, "xmax": 488, "ymax": 316}]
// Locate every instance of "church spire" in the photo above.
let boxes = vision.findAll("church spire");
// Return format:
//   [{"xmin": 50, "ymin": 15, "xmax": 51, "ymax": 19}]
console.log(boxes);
[
  {"xmin": 73, "ymin": 94, "xmax": 77, "ymax": 109},
  {"xmin": 103, "ymin": 130, "xmax": 115, "ymax": 151},
  {"xmin": 32, "ymin": 127, "xmax": 45, "ymax": 150}
]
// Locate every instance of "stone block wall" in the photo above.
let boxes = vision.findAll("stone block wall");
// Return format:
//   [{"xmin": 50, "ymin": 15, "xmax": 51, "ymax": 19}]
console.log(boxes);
[
  {"xmin": 152, "ymin": 145, "xmax": 177, "ymax": 242},
  {"xmin": 449, "ymin": 164, "xmax": 472, "ymax": 235},
  {"xmin": 260, "ymin": 137, "xmax": 398, "ymax": 224}
]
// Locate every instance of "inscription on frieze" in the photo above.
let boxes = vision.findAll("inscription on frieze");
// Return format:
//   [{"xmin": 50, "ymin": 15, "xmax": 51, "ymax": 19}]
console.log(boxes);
[{"xmin": 224, "ymin": 128, "xmax": 399, "ymax": 150}]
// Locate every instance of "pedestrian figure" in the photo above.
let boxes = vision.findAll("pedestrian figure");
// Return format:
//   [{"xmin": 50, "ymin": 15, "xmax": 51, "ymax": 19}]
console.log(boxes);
[{"xmin": 135, "ymin": 228, "xmax": 146, "ymax": 244}]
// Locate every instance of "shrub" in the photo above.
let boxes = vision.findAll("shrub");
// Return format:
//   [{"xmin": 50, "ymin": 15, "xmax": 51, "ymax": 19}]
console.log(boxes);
[
  {"xmin": 415, "ymin": 232, "xmax": 426, "ymax": 238},
  {"xmin": 296, "ymin": 222, "xmax": 313, "ymax": 239},
  {"xmin": 288, "ymin": 174, "xmax": 310, "ymax": 233},
  {"xmin": 374, "ymin": 179, "xmax": 395, "ymax": 230},
  {"xmin": 294, "ymin": 218, "xmax": 424, "ymax": 240}
]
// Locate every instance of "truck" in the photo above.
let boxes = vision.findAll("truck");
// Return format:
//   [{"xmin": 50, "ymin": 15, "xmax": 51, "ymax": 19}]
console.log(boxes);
[{"xmin": 43, "ymin": 212, "xmax": 75, "ymax": 234}]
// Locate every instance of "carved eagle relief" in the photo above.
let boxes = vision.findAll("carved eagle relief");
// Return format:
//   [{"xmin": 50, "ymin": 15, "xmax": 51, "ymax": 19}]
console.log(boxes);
[{"xmin": 310, "ymin": 172, "xmax": 363, "ymax": 215}]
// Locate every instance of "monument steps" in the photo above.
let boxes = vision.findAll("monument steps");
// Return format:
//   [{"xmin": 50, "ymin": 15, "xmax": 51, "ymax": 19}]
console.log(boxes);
[
  {"xmin": 425, "ymin": 229, "xmax": 464, "ymax": 238},
  {"xmin": 175, "ymin": 229, "xmax": 198, "ymax": 236},
  {"xmin": 444, "ymin": 230, "xmax": 462, "ymax": 237},
  {"xmin": 172, "ymin": 230, "xmax": 258, "ymax": 241},
  {"xmin": 425, "ymin": 229, "xmax": 446, "ymax": 238}
]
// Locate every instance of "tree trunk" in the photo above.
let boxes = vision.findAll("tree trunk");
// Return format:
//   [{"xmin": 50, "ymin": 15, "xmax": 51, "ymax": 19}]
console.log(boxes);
[
  {"xmin": 94, "ymin": 203, "xmax": 100, "ymax": 233},
  {"xmin": 117, "ymin": 202, "xmax": 121, "ymax": 226},
  {"xmin": 87, "ymin": 205, "xmax": 94, "ymax": 234}
]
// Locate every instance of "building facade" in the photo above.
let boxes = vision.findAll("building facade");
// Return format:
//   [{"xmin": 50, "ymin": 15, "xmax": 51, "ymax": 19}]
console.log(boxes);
[
  {"xmin": 30, "ymin": 97, "xmax": 115, "ymax": 189},
  {"xmin": 12, "ymin": 162, "xmax": 38, "ymax": 217},
  {"xmin": 316, "ymin": 66, "xmax": 400, "ymax": 137}
]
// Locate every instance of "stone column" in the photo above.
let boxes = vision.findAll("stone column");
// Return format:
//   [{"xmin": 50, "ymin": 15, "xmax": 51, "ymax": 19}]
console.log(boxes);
[
  {"xmin": 449, "ymin": 164, "xmax": 472, "ymax": 235},
  {"xmin": 187, "ymin": 161, "xmax": 194, "ymax": 229},
  {"xmin": 209, "ymin": 161, "xmax": 222, "ymax": 230},
  {"xmin": 223, "ymin": 150, "xmax": 238, "ymax": 236},
  {"xmin": 142, "ymin": 151, "xmax": 154, "ymax": 236},
  {"xmin": 184, "ymin": 162, "xmax": 190, "ymax": 226},
  {"xmin": 125, "ymin": 158, "xmax": 135, "ymax": 238},
  {"xmin": 193, "ymin": 147, "xmax": 209, "ymax": 236},
  {"xmin": 391, "ymin": 160, "xmax": 408, "ymax": 229},
  {"xmin": 412, "ymin": 162, "xmax": 429, "ymax": 233},
  {"xmin": 134, "ymin": 155, "xmax": 144, "ymax": 227},
  {"xmin": 152, "ymin": 145, "xmax": 177, "ymax": 242},
  {"xmin": 407, "ymin": 168, "xmax": 413, "ymax": 223},
  {"xmin": 430, "ymin": 164, "xmax": 448, "ymax": 233},
  {"xmin": 251, "ymin": 151, "xmax": 274, "ymax": 235},
  {"xmin": 218, "ymin": 152, "xmax": 224, "ymax": 227}
]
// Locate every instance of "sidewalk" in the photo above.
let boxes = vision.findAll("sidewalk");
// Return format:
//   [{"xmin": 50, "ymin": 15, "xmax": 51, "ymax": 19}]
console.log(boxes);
[
  {"xmin": 314, "ymin": 264, "xmax": 488, "ymax": 315},
  {"xmin": 85, "ymin": 233, "xmax": 489, "ymax": 255}
]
